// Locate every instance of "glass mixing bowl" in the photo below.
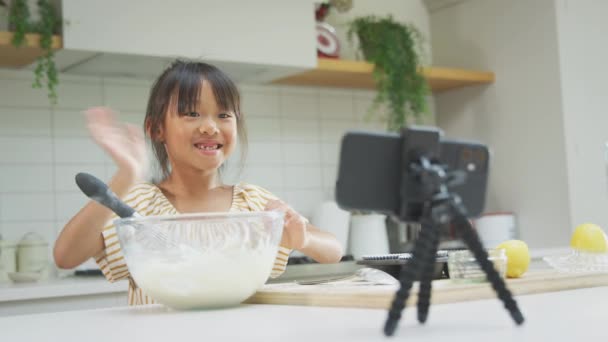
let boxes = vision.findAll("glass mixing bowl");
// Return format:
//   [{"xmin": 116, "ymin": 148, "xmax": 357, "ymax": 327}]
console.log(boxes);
[{"xmin": 114, "ymin": 211, "xmax": 284, "ymax": 309}]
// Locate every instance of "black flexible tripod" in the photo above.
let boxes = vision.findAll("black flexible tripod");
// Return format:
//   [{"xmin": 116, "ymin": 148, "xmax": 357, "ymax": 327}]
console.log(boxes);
[{"xmin": 383, "ymin": 156, "xmax": 525, "ymax": 336}]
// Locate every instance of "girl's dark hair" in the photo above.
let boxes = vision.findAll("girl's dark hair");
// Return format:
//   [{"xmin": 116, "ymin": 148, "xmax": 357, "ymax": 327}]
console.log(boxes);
[{"xmin": 144, "ymin": 60, "xmax": 247, "ymax": 179}]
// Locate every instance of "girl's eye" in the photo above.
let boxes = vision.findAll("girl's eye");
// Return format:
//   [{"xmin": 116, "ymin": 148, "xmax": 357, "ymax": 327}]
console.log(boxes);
[
  {"xmin": 219, "ymin": 113, "xmax": 232, "ymax": 119},
  {"xmin": 185, "ymin": 112, "xmax": 199, "ymax": 118}
]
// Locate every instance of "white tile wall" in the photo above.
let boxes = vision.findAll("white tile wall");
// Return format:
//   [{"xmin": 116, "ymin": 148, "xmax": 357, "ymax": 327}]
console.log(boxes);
[
  {"xmin": 0, "ymin": 107, "xmax": 52, "ymax": 136},
  {"xmin": 282, "ymin": 143, "xmax": 321, "ymax": 165},
  {"xmin": 1, "ymin": 222, "xmax": 56, "ymax": 246},
  {"xmin": 0, "ymin": 137, "xmax": 54, "ymax": 163},
  {"xmin": 281, "ymin": 119, "xmax": 321, "ymax": 142},
  {"xmin": 248, "ymin": 142, "xmax": 283, "ymax": 165},
  {"xmin": 320, "ymin": 89, "xmax": 355, "ymax": 120},
  {"xmin": 283, "ymin": 166, "xmax": 323, "ymax": 189},
  {"xmin": 240, "ymin": 85, "xmax": 280, "ymax": 117},
  {"xmin": 54, "ymin": 164, "xmax": 107, "ymax": 192},
  {"xmin": 0, "ymin": 77, "xmax": 49, "ymax": 107},
  {"xmin": 245, "ymin": 117, "xmax": 281, "ymax": 141},
  {"xmin": 0, "ymin": 70, "xmax": 378, "ymax": 248},
  {"xmin": 54, "ymin": 192, "xmax": 89, "ymax": 221},
  {"xmin": 53, "ymin": 109, "xmax": 90, "ymax": 137},
  {"xmin": 103, "ymin": 79, "xmax": 150, "ymax": 113},
  {"xmin": 0, "ymin": 165, "xmax": 54, "ymax": 192},
  {"xmin": 54, "ymin": 80, "xmax": 104, "ymax": 109},
  {"xmin": 0, "ymin": 193, "xmax": 55, "ymax": 221}
]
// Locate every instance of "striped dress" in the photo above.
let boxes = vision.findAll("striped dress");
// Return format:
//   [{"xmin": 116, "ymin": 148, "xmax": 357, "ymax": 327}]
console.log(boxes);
[{"xmin": 94, "ymin": 182, "xmax": 291, "ymax": 306}]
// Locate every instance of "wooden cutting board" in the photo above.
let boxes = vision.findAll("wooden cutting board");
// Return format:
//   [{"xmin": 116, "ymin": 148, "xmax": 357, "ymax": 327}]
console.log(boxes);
[{"xmin": 245, "ymin": 270, "xmax": 608, "ymax": 309}]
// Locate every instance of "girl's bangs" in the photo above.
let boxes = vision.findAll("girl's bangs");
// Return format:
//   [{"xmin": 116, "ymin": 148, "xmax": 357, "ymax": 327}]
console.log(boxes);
[{"xmin": 175, "ymin": 76, "xmax": 203, "ymax": 114}]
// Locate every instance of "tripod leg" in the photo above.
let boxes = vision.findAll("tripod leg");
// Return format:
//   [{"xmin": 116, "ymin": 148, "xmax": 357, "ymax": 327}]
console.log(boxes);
[
  {"xmin": 416, "ymin": 221, "xmax": 440, "ymax": 324},
  {"xmin": 384, "ymin": 221, "xmax": 435, "ymax": 336},
  {"xmin": 453, "ymin": 213, "xmax": 525, "ymax": 325}
]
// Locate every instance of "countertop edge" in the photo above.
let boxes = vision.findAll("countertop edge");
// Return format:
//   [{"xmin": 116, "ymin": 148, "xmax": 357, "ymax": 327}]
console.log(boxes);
[{"xmin": 0, "ymin": 277, "xmax": 128, "ymax": 302}]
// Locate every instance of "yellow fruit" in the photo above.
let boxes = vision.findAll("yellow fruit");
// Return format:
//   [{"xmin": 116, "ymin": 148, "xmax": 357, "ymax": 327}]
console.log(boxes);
[
  {"xmin": 570, "ymin": 223, "xmax": 608, "ymax": 253},
  {"xmin": 496, "ymin": 240, "xmax": 530, "ymax": 278}
]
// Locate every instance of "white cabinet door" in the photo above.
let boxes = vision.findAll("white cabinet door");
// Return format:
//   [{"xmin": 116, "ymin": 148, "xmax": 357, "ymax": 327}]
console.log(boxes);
[{"xmin": 60, "ymin": 0, "xmax": 316, "ymax": 82}]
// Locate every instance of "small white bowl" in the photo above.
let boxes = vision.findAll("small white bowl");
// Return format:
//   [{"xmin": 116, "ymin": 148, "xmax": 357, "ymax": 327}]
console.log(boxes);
[{"xmin": 8, "ymin": 272, "xmax": 42, "ymax": 283}]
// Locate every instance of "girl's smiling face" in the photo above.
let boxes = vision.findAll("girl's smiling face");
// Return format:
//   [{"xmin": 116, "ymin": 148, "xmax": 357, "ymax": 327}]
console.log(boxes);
[{"xmin": 160, "ymin": 80, "xmax": 238, "ymax": 173}]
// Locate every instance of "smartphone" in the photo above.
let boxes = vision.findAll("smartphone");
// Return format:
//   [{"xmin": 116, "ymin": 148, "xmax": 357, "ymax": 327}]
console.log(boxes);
[{"xmin": 335, "ymin": 128, "xmax": 489, "ymax": 221}]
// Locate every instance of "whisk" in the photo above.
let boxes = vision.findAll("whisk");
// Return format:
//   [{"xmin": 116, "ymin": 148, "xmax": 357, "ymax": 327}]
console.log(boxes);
[{"xmin": 74, "ymin": 172, "xmax": 179, "ymax": 249}]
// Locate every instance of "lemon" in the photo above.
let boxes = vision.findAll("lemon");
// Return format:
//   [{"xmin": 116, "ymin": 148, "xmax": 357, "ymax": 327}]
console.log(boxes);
[
  {"xmin": 570, "ymin": 223, "xmax": 608, "ymax": 253},
  {"xmin": 496, "ymin": 240, "xmax": 530, "ymax": 278}
]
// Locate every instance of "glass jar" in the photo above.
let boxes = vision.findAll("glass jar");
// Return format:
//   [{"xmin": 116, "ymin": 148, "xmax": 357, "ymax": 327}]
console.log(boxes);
[{"xmin": 447, "ymin": 248, "xmax": 507, "ymax": 283}]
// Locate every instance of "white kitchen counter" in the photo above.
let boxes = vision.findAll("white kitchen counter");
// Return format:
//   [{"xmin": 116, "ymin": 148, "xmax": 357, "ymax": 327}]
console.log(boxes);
[
  {"xmin": 0, "ymin": 276, "xmax": 128, "ymax": 316},
  {"xmin": 0, "ymin": 262, "xmax": 360, "ymax": 303},
  {"xmin": 0, "ymin": 286, "xmax": 605, "ymax": 341},
  {"xmin": 0, "ymin": 253, "xmax": 561, "ymax": 303},
  {"xmin": 0, "ymin": 263, "xmax": 360, "ymax": 316},
  {"xmin": 0, "ymin": 276, "xmax": 127, "ymax": 302}
]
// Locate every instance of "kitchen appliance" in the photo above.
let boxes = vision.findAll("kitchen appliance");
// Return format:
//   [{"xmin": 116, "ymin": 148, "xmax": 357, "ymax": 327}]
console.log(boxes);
[
  {"xmin": 474, "ymin": 212, "xmax": 517, "ymax": 248},
  {"xmin": 311, "ymin": 201, "xmax": 350, "ymax": 254},
  {"xmin": 348, "ymin": 214, "xmax": 388, "ymax": 258},
  {"xmin": 335, "ymin": 126, "xmax": 524, "ymax": 335}
]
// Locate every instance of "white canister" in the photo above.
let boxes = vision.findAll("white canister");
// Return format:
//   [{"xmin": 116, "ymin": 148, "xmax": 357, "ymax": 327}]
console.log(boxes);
[
  {"xmin": 349, "ymin": 214, "xmax": 389, "ymax": 259},
  {"xmin": 16, "ymin": 232, "xmax": 49, "ymax": 273},
  {"xmin": 0, "ymin": 239, "xmax": 18, "ymax": 283},
  {"xmin": 474, "ymin": 212, "xmax": 517, "ymax": 248},
  {"xmin": 312, "ymin": 201, "xmax": 351, "ymax": 254}
]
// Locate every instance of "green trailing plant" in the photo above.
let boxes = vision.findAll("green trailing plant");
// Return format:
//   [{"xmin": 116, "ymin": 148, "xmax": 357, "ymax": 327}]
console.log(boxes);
[
  {"xmin": 8, "ymin": 0, "xmax": 29, "ymax": 47},
  {"xmin": 8, "ymin": 0, "xmax": 60, "ymax": 104},
  {"xmin": 31, "ymin": 0, "xmax": 60, "ymax": 103},
  {"xmin": 347, "ymin": 15, "xmax": 430, "ymax": 132}
]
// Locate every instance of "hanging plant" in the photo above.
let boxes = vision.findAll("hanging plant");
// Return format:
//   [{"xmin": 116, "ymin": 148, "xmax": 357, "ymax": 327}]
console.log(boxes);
[
  {"xmin": 347, "ymin": 15, "xmax": 430, "ymax": 132},
  {"xmin": 31, "ymin": 0, "xmax": 60, "ymax": 103},
  {"xmin": 8, "ymin": 0, "xmax": 60, "ymax": 104},
  {"xmin": 8, "ymin": 0, "xmax": 29, "ymax": 47}
]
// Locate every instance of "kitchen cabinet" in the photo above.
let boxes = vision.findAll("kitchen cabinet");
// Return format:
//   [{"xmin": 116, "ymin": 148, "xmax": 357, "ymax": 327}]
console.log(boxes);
[
  {"xmin": 53, "ymin": 0, "xmax": 316, "ymax": 82},
  {"xmin": 0, "ymin": 1, "xmax": 495, "ymax": 91},
  {"xmin": 0, "ymin": 287, "xmax": 606, "ymax": 341}
]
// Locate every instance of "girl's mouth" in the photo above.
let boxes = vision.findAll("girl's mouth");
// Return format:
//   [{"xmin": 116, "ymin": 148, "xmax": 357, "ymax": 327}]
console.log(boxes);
[{"xmin": 194, "ymin": 143, "xmax": 223, "ymax": 151}]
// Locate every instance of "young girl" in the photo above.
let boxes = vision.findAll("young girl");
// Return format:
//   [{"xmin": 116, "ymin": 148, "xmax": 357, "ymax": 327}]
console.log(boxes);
[{"xmin": 53, "ymin": 60, "xmax": 343, "ymax": 305}]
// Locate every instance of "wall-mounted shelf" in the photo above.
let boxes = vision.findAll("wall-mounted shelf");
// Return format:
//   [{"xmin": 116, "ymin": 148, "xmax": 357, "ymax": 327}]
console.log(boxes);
[
  {"xmin": 0, "ymin": 31, "xmax": 63, "ymax": 68},
  {"xmin": 272, "ymin": 58, "xmax": 495, "ymax": 93}
]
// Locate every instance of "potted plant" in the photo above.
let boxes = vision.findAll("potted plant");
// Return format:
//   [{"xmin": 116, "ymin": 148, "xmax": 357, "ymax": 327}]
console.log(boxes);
[
  {"xmin": 347, "ymin": 16, "xmax": 431, "ymax": 253},
  {"xmin": 8, "ymin": 0, "xmax": 60, "ymax": 104},
  {"xmin": 347, "ymin": 15, "xmax": 430, "ymax": 131}
]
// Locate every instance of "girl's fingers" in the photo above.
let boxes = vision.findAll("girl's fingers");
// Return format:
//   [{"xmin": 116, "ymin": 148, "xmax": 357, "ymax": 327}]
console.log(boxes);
[
  {"xmin": 126, "ymin": 123, "xmax": 143, "ymax": 140},
  {"xmin": 265, "ymin": 199, "xmax": 287, "ymax": 211},
  {"xmin": 125, "ymin": 124, "xmax": 145, "ymax": 152},
  {"xmin": 85, "ymin": 107, "xmax": 116, "ymax": 127}
]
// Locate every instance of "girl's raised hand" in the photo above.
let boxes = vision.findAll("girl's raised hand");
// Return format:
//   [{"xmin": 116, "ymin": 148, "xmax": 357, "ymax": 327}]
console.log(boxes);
[
  {"xmin": 265, "ymin": 199, "xmax": 310, "ymax": 250},
  {"xmin": 85, "ymin": 107, "xmax": 148, "ymax": 182}
]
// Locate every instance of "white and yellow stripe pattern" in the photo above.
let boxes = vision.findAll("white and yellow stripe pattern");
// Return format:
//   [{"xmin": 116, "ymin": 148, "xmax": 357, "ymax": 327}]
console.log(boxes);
[{"xmin": 94, "ymin": 182, "xmax": 291, "ymax": 306}]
